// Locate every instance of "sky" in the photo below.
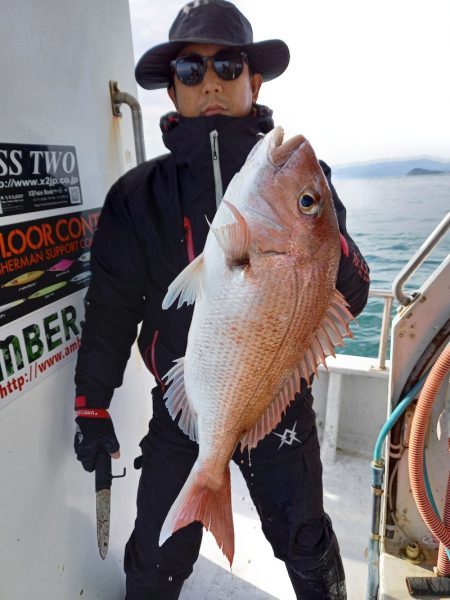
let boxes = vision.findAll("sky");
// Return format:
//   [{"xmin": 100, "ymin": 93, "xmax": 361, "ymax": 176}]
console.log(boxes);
[{"xmin": 128, "ymin": 0, "xmax": 450, "ymax": 166}]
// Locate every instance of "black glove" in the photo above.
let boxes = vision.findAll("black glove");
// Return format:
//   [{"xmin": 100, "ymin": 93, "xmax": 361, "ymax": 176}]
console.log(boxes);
[{"xmin": 74, "ymin": 408, "xmax": 120, "ymax": 472}]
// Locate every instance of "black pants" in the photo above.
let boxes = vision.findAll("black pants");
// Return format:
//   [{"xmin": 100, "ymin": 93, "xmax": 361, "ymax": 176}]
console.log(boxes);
[{"xmin": 124, "ymin": 385, "xmax": 346, "ymax": 600}]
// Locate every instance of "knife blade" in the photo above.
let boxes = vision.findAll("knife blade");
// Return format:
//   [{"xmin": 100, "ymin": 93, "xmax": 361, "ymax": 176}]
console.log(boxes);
[{"xmin": 95, "ymin": 449, "xmax": 112, "ymax": 560}]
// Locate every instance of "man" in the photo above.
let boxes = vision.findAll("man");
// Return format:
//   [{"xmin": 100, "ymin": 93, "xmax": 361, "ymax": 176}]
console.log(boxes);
[{"xmin": 74, "ymin": 1, "xmax": 370, "ymax": 599}]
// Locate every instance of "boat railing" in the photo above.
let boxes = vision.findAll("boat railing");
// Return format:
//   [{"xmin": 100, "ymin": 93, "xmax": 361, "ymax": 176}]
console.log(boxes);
[
  {"xmin": 321, "ymin": 212, "xmax": 450, "ymax": 463},
  {"xmin": 370, "ymin": 211, "xmax": 450, "ymax": 371},
  {"xmin": 393, "ymin": 211, "xmax": 450, "ymax": 306}
]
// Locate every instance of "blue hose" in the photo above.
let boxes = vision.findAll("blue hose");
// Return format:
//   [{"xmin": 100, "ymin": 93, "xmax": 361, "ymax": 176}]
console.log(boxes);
[
  {"xmin": 373, "ymin": 373, "xmax": 429, "ymax": 462},
  {"xmin": 367, "ymin": 460, "xmax": 385, "ymax": 600},
  {"xmin": 367, "ymin": 372, "xmax": 428, "ymax": 600}
]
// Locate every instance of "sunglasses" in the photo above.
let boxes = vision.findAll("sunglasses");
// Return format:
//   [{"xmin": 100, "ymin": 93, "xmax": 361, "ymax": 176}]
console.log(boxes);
[{"xmin": 171, "ymin": 49, "xmax": 248, "ymax": 86}]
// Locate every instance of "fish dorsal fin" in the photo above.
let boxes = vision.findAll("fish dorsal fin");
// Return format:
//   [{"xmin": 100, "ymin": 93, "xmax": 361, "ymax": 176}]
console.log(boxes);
[
  {"xmin": 163, "ymin": 357, "xmax": 199, "ymax": 443},
  {"xmin": 162, "ymin": 253, "xmax": 204, "ymax": 310},
  {"xmin": 209, "ymin": 200, "xmax": 251, "ymax": 263},
  {"xmin": 239, "ymin": 289, "xmax": 354, "ymax": 451}
]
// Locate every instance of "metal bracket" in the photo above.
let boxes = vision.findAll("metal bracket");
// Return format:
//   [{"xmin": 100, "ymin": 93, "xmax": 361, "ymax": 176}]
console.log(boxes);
[{"xmin": 109, "ymin": 80, "xmax": 123, "ymax": 117}]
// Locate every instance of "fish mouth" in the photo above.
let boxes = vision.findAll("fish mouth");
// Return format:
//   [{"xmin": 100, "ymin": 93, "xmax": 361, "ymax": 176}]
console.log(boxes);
[{"xmin": 268, "ymin": 128, "xmax": 307, "ymax": 168}]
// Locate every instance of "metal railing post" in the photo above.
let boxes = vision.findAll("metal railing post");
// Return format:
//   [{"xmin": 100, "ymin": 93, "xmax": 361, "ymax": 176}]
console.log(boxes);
[
  {"xmin": 377, "ymin": 295, "xmax": 393, "ymax": 370},
  {"xmin": 369, "ymin": 289, "xmax": 395, "ymax": 370}
]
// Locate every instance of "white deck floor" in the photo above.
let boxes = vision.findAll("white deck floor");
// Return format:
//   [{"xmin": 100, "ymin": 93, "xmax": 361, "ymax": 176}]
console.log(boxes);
[{"xmin": 181, "ymin": 449, "xmax": 371, "ymax": 600}]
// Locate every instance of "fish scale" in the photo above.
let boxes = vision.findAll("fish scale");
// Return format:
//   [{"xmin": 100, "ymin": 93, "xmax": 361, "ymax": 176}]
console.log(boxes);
[
  {"xmin": 191, "ymin": 274, "xmax": 293, "ymax": 416},
  {"xmin": 159, "ymin": 127, "xmax": 354, "ymax": 565}
]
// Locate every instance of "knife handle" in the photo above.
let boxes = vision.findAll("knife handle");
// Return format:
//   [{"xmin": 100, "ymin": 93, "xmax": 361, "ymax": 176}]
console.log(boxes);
[{"xmin": 95, "ymin": 449, "xmax": 112, "ymax": 492}]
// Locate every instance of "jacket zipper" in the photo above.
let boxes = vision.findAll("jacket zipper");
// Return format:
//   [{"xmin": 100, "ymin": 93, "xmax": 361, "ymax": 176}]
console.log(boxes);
[
  {"xmin": 209, "ymin": 129, "xmax": 223, "ymax": 208},
  {"xmin": 183, "ymin": 216, "xmax": 196, "ymax": 263},
  {"xmin": 146, "ymin": 330, "xmax": 165, "ymax": 390}
]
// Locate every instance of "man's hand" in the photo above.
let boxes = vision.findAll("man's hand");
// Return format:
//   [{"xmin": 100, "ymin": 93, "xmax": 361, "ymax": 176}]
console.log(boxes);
[{"xmin": 74, "ymin": 408, "xmax": 120, "ymax": 472}]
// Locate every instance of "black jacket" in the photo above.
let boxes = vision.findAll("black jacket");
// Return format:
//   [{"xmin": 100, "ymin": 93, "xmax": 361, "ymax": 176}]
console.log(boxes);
[{"xmin": 75, "ymin": 106, "xmax": 370, "ymax": 408}]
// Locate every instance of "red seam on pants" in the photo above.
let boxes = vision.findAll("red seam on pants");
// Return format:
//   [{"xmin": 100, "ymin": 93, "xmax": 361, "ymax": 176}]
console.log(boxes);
[{"xmin": 145, "ymin": 331, "xmax": 166, "ymax": 391}]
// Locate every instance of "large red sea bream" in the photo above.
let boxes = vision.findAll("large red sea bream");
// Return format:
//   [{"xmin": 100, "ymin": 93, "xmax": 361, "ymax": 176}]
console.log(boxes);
[{"xmin": 159, "ymin": 127, "xmax": 354, "ymax": 565}]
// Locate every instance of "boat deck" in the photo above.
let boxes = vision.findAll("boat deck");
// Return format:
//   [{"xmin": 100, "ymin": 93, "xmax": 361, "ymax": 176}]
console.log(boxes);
[{"xmin": 181, "ymin": 449, "xmax": 371, "ymax": 600}]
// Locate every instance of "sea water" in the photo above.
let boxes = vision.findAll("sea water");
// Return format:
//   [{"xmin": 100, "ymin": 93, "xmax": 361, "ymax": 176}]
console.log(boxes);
[{"xmin": 331, "ymin": 173, "xmax": 450, "ymax": 358}]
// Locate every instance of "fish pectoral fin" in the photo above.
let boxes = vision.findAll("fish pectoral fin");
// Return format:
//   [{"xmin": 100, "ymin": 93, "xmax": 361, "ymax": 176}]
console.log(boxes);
[
  {"xmin": 162, "ymin": 253, "xmax": 204, "ymax": 310},
  {"xmin": 163, "ymin": 357, "xmax": 199, "ymax": 443},
  {"xmin": 159, "ymin": 464, "xmax": 235, "ymax": 566},
  {"xmin": 209, "ymin": 200, "xmax": 251, "ymax": 263}
]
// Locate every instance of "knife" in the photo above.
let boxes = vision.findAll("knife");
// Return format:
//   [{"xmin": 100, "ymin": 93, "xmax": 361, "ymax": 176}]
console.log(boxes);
[
  {"xmin": 95, "ymin": 449, "xmax": 112, "ymax": 559},
  {"xmin": 95, "ymin": 450, "xmax": 126, "ymax": 559}
]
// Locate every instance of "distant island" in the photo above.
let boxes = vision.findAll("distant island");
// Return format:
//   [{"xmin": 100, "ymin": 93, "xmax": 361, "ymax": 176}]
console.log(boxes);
[
  {"xmin": 332, "ymin": 158, "xmax": 450, "ymax": 179},
  {"xmin": 407, "ymin": 167, "xmax": 446, "ymax": 176}
]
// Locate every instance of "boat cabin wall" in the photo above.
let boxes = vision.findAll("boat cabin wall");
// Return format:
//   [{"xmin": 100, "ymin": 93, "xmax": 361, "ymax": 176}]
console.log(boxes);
[
  {"xmin": 312, "ymin": 356, "xmax": 390, "ymax": 459},
  {"xmin": 1, "ymin": 2, "xmax": 153, "ymax": 598}
]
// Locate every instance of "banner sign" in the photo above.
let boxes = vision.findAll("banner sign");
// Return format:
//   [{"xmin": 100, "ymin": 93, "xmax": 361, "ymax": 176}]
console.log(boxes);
[
  {"xmin": 0, "ymin": 208, "xmax": 100, "ymax": 325},
  {"xmin": 0, "ymin": 291, "xmax": 85, "ymax": 408},
  {"xmin": 0, "ymin": 144, "xmax": 83, "ymax": 216}
]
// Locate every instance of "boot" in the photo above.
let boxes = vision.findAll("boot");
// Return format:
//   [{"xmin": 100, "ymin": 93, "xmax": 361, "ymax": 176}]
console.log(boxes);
[{"xmin": 286, "ymin": 532, "xmax": 347, "ymax": 600}]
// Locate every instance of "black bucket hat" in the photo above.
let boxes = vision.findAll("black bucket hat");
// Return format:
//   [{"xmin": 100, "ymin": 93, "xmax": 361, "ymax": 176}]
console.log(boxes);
[{"xmin": 135, "ymin": 0, "xmax": 290, "ymax": 90}]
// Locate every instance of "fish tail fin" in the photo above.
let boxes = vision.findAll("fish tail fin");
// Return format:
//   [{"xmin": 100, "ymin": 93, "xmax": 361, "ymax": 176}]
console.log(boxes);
[{"xmin": 159, "ymin": 464, "xmax": 234, "ymax": 566}]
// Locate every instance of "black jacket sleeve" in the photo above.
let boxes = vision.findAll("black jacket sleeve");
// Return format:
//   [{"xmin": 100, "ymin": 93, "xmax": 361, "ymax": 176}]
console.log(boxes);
[
  {"xmin": 75, "ymin": 179, "xmax": 147, "ymax": 408},
  {"xmin": 320, "ymin": 160, "xmax": 370, "ymax": 318}
]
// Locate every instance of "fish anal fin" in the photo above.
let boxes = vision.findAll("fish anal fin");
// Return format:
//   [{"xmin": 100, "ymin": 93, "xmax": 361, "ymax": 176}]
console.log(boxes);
[
  {"xmin": 239, "ymin": 290, "xmax": 355, "ymax": 452},
  {"xmin": 163, "ymin": 357, "xmax": 198, "ymax": 443},
  {"xmin": 159, "ymin": 464, "xmax": 234, "ymax": 566},
  {"xmin": 209, "ymin": 200, "xmax": 251, "ymax": 263},
  {"xmin": 162, "ymin": 253, "xmax": 204, "ymax": 310},
  {"xmin": 240, "ymin": 378, "xmax": 299, "ymax": 451}
]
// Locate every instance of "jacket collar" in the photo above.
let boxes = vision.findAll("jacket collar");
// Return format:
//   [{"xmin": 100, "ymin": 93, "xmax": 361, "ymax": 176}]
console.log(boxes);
[{"xmin": 160, "ymin": 104, "xmax": 274, "ymax": 174}]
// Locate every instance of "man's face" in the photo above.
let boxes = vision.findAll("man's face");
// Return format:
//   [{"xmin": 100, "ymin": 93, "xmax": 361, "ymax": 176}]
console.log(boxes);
[{"xmin": 168, "ymin": 43, "xmax": 262, "ymax": 118}]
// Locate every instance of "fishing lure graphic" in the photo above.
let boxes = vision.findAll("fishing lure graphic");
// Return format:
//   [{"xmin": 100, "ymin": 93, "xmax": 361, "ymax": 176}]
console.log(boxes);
[
  {"xmin": 28, "ymin": 281, "xmax": 67, "ymax": 299},
  {"xmin": 2, "ymin": 271, "xmax": 45, "ymax": 287}
]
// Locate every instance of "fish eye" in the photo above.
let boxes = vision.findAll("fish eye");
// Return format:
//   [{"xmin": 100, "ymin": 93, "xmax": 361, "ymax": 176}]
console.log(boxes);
[{"xmin": 298, "ymin": 191, "xmax": 320, "ymax": 215}]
